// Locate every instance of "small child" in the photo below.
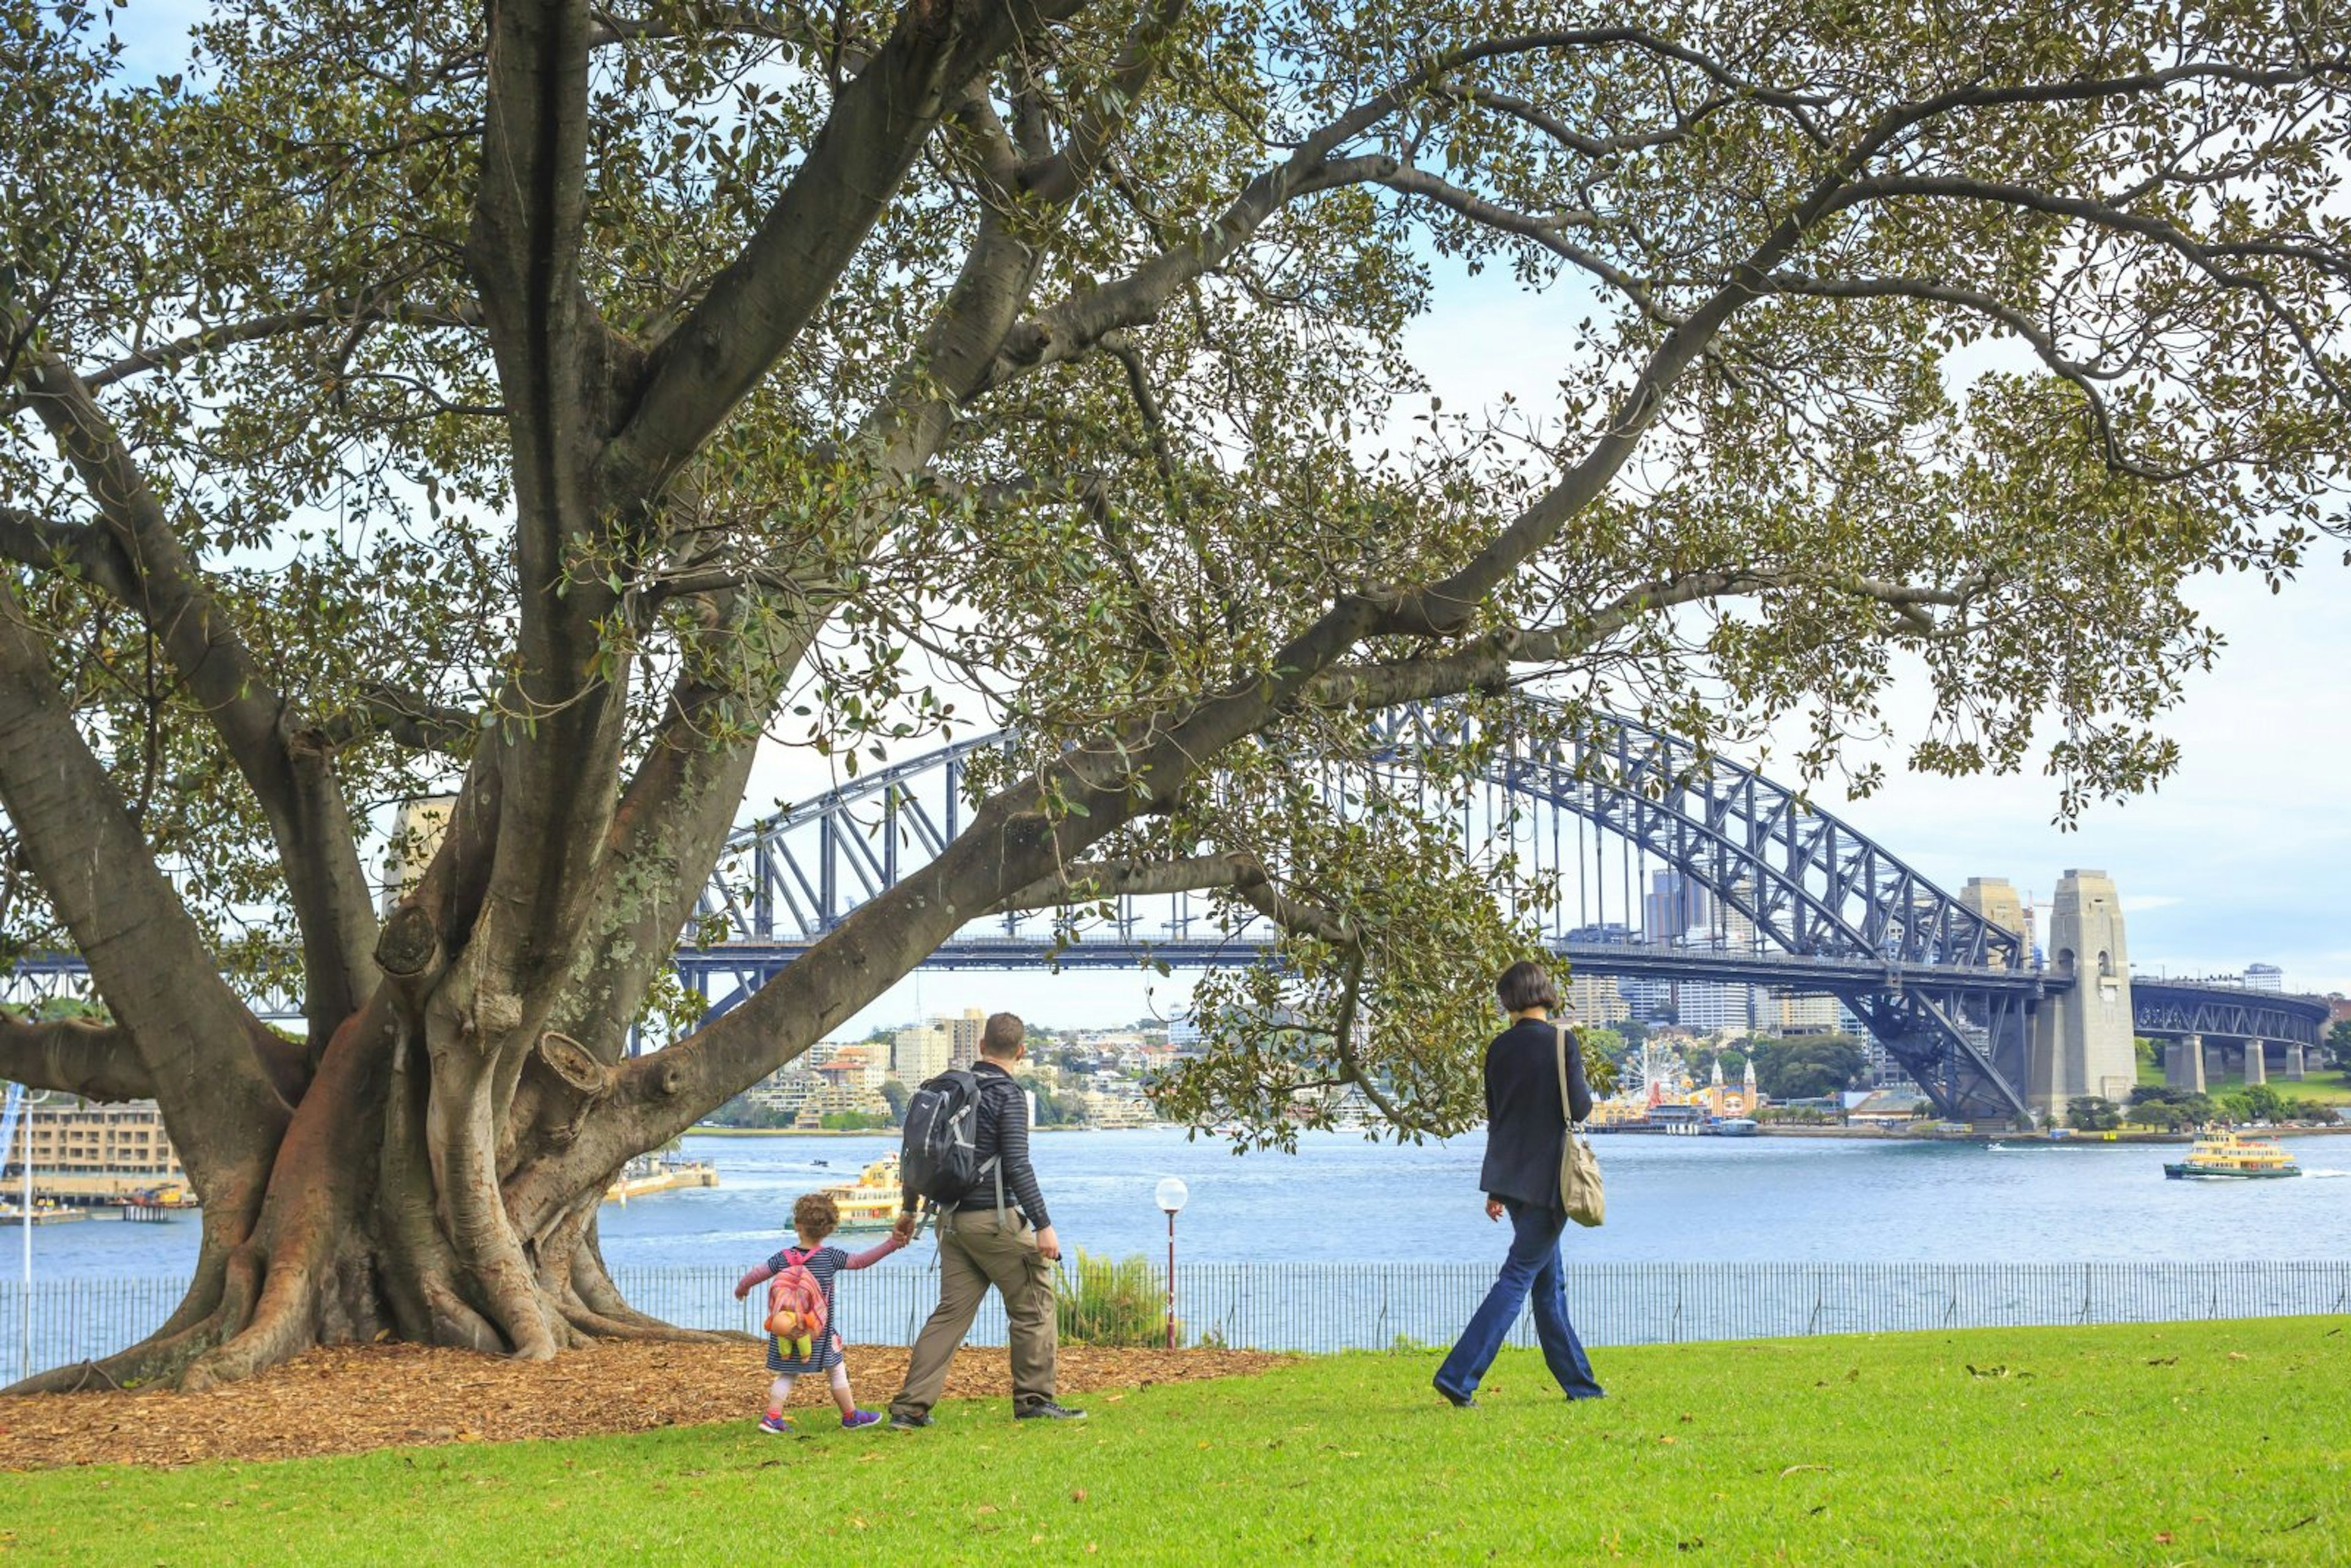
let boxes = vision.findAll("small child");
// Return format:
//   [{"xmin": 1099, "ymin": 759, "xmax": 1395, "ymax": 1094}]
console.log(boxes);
[{"xmin": 733, "ymin": 1191, "xmax": 906, "ymax": 1433}]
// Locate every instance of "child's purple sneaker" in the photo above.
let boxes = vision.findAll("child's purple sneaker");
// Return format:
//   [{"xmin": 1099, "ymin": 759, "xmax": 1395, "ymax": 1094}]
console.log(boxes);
[
  {"xmin": 841, "ymin": 1409, "xmax": 882, "ymax": 1430},
  {"xmin": 759, "ymin": 1413, "xmax": 793, "ymax": 1435}
]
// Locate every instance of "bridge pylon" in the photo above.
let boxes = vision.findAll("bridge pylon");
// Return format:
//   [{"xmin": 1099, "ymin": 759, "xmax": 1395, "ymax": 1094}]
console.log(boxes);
[
  {"xmin": 2028, "ymin": 869, "xmax": 2137, "ymax": 1117},
  {"xmin": 2165, "ymin": 1033, "xmax": 2207, "ymax": 1093}
]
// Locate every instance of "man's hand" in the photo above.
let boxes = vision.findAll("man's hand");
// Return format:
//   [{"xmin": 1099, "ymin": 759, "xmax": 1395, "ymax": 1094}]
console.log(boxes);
[
  {"xmin": 1485, "ymin": 1198, "xmax": 1505, "ymax": 1223},
  {"xmin": 891, "ymin": 1212, "xmax": 918, "ymax": 1245},
  {"xmin": 1035, "ymin": 1224, "xmax": 1062, "ymax": 1262}
]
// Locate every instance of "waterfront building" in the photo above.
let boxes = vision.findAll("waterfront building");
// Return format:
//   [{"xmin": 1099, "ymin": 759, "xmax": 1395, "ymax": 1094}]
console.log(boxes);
[
  {"xmin": 3, "ymin": 1098, "xmax": 187, "ymax": 1202},
  {"xmin": 2245, "ymin": 963, "xmax": 2284, "ymax": 993},
  {"xmin": 825, "ymin": 1045, "xmax": 885, "ymax": 1090}
]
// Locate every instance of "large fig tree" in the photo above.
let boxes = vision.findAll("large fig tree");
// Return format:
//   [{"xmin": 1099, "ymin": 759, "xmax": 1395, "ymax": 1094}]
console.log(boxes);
[{"xmin": 1, "ymin": 0, "xmax": 2344, "ymax": 1389}]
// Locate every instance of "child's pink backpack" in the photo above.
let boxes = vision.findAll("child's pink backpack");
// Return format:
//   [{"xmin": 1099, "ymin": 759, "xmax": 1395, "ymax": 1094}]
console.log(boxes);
[{"xmin": 763, "ymin": 1247, "xmax": 830, "ymax": 1352}]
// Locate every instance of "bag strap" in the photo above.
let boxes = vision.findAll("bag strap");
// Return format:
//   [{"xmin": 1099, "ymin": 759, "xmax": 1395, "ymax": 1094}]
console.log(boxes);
[{"xmin": 1555, "ymin": 1021, "xmax": 1581, "ymax": 1134}]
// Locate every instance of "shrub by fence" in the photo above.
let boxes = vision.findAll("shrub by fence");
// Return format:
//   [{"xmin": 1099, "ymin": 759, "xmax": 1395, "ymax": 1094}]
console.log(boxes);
[
  {"xmin": 1056, "ymin": 1250, "xmax": 1172, "ymax": 1347},
  {"xmin": 7, "ymin": 1259, "xmax": 2348, "ymax": 1387}
]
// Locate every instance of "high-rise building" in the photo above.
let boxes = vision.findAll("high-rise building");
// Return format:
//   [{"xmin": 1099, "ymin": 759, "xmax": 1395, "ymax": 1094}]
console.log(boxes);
[
  {"xmin": 1697, "ymin": 881, "xmax": 1761, "ymax": 953},
  {"xmin": 1771, "ymin": 993, "xmax": 1842, "ymax": 1032},
  {"xmin": 1565, "ymin": 973, "xmax": 1630, "ymax": 1025},
  {"xmin": 1678, "ymin": 981, "xmax": 1754, "ymax": 1035},
  {"xmin": 1643, "ymin": 872, "xmax": 1712, "ymax": 942},
  {"xmin": 947, "ymin": 1007, "xmax": 988, "ymax": 1070},
  {"xmin": 2245, "ymin": 963, "xmax": 2284, "ymax": 993},
  {"xmin": 1618, "ymin": 977, "xmax": 1674, "ymax": 1021},
  {"xmin": 891, "ymin": 1024, "xmax": 951, "ymax": 1083}
]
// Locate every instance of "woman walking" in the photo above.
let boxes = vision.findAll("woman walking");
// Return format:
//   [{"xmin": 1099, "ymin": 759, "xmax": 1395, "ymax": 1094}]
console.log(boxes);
[{"xmin": 1433, "ymin": 959, "xmax": 1605, "ymax": 1407}]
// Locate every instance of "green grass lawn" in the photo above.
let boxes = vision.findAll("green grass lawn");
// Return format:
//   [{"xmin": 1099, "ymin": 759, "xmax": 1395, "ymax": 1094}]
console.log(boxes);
[
  {"xmin": 7, "ymin": 1317, "xmax": 2346, "ymax": 1566},
  {"xmin": 2135, "ymin": 1054, "xmax": 2351, "ymax": 1108}
]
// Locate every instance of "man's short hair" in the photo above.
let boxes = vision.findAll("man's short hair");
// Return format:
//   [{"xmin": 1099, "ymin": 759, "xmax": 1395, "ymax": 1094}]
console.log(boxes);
[
  {"xmin": 1496, "ymin": 961, "xmax": 1562, "ymax": 1014},
  {"xmin": 980, "ymin": 1011, "xmax": 1026, "ymax": 1059}
]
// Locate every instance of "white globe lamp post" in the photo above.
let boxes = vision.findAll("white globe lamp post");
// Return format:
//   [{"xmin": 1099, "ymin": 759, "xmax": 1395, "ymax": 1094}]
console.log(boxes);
[{"xmin": 1155, "ymin": 1177, "xmax": 1188, "ymax": 1350}]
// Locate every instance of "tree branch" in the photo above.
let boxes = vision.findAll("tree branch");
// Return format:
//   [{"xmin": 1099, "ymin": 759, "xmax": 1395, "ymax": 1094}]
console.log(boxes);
[
  {"xmin": 0, "ymin": 1010, "xmax": 151, "ymax": 1101},
  {"xmin": 77, "ymin": 300, "xmax": 481, "ymax": 394},
  {"xmin": 1019, "ymin": 0, "xmax": 1188, "ymax": 204},
  {"xmin": 317, "ymin": 685, "xmax": 481, "ymax": 756},
  {"xmin": 0, "ymin": 503, "xmax": 137, "ymax": 599},
  {"xmin": 1325, "ymin": 951, "xmax": 1411, "ymax": 1128},
  {"xmin": 1824, "ymin": 174, "xmax": 2351, "ymax": 413},
  {"xmin": 1308, "ymin": 569, "xmax": 1982, "ymax": 709},
  {"xmin": 0, "ymin": 574, "xmax": 296, "ymax": 1177},
  {"xmin": 598, "ymin": 0, "xmax": 1090, "ymax": 508},
  {"xmin": 994, "ymin": 849, "xmax": 1357, "ymax": 945},
  {"xmin": 586, "ymin": 1, "xmax": 834, "ymax": 50},
  {"xmin": 12, "ymin": 347, "xmax": 381, "ymax": 1041},
  {"xmin": 1373, "ymin": 165, "xmax": 1672, "ymax": 324}
]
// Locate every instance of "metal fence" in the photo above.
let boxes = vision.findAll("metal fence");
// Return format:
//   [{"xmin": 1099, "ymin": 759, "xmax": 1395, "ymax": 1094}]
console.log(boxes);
[{"xmin": 7, "ymin": 1260, "xmax": 2348, "ymax": 1384}]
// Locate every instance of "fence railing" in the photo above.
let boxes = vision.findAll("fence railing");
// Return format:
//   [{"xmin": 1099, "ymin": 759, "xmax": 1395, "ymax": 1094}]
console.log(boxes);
[{"xmin": 7, "ymin": 1260, "xmax": 2348, "ymax": 1384}]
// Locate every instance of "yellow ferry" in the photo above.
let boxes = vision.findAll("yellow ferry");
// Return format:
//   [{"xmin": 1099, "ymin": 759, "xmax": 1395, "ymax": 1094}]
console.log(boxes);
[
  {"xmin": 822, "ymin": 1154, "xmax": 907, "ymax": 1231},
  {"xmin": 2164, "ymin": 1131, "xmax": 2302, "ymax": 1180}
]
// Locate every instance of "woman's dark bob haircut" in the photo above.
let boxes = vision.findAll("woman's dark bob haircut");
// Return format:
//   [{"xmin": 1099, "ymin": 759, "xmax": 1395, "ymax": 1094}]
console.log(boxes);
[{"xmin": 1496, "ymin": 960, "xmax": 1562, "ymax": 1014}]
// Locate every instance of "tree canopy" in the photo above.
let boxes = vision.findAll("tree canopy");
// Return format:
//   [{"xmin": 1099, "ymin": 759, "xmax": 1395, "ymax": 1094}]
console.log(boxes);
[{"xmin": 1, "ymin": 0, "xmax": 2347, "ymax": 1387}]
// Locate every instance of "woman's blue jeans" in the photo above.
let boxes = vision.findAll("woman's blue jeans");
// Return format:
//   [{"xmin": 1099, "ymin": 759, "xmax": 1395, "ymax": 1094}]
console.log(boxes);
[{"xmin": 1435, "ymin": 1198, "xmax": 1604, "ymax": 1401}]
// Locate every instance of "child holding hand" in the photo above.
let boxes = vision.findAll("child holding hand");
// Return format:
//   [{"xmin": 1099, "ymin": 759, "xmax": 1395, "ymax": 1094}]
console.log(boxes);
[{"xmin": 733, "ymin": 1191, "xmax": 906, "ymax": 1433}]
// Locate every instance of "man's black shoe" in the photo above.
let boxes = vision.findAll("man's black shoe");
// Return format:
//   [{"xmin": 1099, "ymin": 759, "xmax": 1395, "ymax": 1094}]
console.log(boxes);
[
  {"xmin": 1014, "ymin": 1400, "xmax": 1089, "ymax": 1421},
  {"xmin": 1433, "ymin": 1376, "xmax": 1477, "ymax": 1408},
  {"xmin": 887, "ymin": 1411, "xmax": 932, "ymax": 1431}
]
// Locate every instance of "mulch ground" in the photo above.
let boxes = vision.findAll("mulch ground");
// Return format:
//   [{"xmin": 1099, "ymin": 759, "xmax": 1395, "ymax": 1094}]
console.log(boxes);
[{"xmin": 0, "ymin": 1341, "xmax": 1288, "ymax": 1472}]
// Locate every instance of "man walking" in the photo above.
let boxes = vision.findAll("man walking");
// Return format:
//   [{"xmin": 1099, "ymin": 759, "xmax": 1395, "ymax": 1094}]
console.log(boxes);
[{"xmin": 887, "ymin": 1011, "xmax": 1087, "ymax": 1427}]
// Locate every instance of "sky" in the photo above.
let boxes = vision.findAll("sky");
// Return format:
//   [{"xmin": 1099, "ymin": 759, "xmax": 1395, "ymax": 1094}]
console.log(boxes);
[
  {"xmin": 97, "ymin": 6, "xmax": 2351, "ymax": 1029},
  {"xmin": 757, "ymin": 262, "xmax": 2351, "ymax": 1033}
]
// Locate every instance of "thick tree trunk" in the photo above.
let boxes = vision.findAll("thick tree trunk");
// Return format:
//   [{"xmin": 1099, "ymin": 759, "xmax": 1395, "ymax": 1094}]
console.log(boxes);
[{"xmin": 6, "ymin": 993, "xmax": 743, "ymax": 1396}]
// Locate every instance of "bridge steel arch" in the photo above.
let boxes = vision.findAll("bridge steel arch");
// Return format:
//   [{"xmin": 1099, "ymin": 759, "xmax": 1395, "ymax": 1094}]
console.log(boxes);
[
  {"xmin": 1364, "ymin": 705, "xmax": 2041, "ymax": 1120},
  {"xmin": 676, "ymin": 703, "xmax": 2052, "ymax": 1119},
  {"xmin": 12, "ymin": 707, "xmax": 2323, "ymax": 1122}
]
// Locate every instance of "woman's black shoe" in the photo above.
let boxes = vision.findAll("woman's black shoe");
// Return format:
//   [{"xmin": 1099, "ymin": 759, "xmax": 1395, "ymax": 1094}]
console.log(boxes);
[{"xmin": 1433, "ymin": 1376, "xmax": 1477, "ymax": 1408}]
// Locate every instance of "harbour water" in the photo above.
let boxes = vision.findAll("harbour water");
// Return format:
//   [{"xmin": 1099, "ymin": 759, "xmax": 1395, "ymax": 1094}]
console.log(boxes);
[{"xmin": 21, "ymin": 1128, "xmax": 2350, "ymax": 1286}]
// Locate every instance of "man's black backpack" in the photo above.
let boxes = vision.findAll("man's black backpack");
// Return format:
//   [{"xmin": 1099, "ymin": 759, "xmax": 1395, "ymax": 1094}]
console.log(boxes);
[{"xmin": 900, "ymin": 1069, "xmax": 1000, "ymax": 1207}]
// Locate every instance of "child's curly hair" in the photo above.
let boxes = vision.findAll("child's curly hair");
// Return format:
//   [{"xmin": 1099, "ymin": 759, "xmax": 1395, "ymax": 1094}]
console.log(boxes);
[{"xmin": 792, "ymin": 1191, "xmax": 840, "ymax": 1240}]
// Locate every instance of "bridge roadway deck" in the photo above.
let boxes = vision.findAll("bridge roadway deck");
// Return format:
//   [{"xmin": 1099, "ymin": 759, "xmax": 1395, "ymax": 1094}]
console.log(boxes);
[{"xmin": 672, "ymin": 935, "xmax": 2064, "ymax": 997}]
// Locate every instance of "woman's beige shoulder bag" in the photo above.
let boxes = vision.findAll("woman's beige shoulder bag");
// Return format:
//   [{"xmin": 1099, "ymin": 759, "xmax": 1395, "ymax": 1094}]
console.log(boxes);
[{"xmin": 1556, "ymin": 1022, "xmax": 1605, "ymax": 1228}]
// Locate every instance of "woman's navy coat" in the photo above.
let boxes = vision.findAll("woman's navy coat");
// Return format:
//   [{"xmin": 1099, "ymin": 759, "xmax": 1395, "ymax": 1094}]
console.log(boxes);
[{"xmin": 1478, "ymin": 1017, "xmax": 1594, "ymax": 1209}]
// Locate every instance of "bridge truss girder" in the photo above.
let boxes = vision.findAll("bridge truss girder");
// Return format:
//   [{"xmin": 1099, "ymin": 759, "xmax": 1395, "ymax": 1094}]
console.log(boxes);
[
  {"xmin": 1369, "ymin": 706, "xmax": 2036, "ymax": 1120},
  {"xmin": 2126, "ymin": 983, "xmax": 2327, "ymax": 1048}
]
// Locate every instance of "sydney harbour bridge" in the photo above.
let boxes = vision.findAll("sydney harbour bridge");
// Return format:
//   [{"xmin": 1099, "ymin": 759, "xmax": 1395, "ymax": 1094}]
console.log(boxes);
[{"xmin": 6, "ymin": 706, "xmax": 2329, "ymax": 1123}]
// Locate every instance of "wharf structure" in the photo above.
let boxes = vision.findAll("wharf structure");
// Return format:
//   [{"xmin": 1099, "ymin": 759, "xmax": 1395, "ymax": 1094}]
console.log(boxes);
[{"xmin": 2, "ymin": 1098, "xmax": 189, "ymax": 1204}]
